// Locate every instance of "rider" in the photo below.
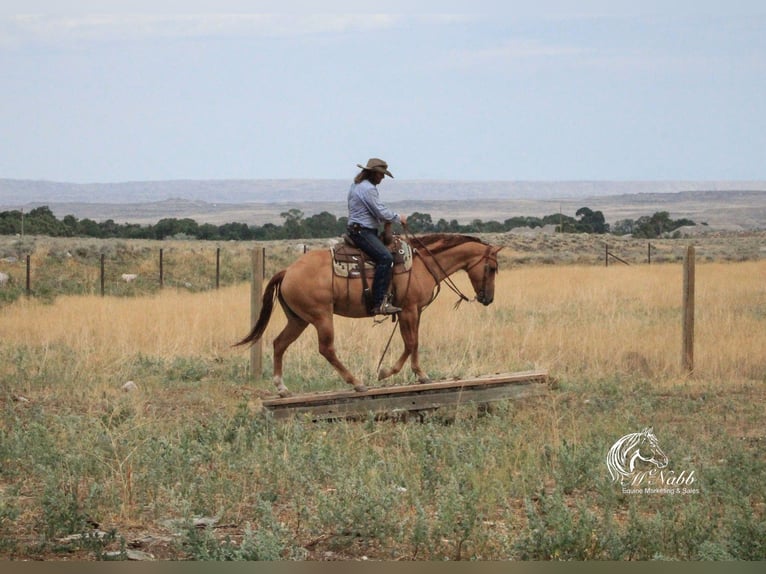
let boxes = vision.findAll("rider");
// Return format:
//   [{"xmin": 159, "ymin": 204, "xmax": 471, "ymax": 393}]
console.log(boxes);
[{"xmin": 347, "ymin": 158, "xmax": 407, "ymax": 315}]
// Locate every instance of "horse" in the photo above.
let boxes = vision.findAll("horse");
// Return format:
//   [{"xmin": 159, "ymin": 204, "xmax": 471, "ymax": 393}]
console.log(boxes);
[
  {"xmin": 606, "ymin": 427, "xmax": 669, "ymax": 486},
  {"xmin": 236, "ymin": 233, "xmax": 502, "ymax": 397}
]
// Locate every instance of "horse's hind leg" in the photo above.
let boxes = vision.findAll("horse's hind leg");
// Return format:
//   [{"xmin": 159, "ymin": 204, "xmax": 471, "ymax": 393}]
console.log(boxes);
[
  {"xmin": 313, "ymin": 316, "xmax": 367, "ymax": 392},
  {"xmin": 272, "ymin": 314, "xmax": 309, "ymax": 396}
]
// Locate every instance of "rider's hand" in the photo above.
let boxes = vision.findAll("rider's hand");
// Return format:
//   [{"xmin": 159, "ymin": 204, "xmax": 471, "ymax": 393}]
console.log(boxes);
[{"xmin": 399, "ymin": 214, "xmax": 407, "ymax": 226}]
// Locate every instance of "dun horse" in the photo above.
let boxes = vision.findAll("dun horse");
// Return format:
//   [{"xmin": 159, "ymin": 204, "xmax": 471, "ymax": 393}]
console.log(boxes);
[{"xmin": 236, "ymin": 233, "xmax": 502, "ymax": 396}]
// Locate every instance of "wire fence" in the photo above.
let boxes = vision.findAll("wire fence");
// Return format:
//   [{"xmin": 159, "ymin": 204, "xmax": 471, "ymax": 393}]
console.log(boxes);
[{"xmin": 0, "ymin": 245, "xmax": 281, "ymax": 303}]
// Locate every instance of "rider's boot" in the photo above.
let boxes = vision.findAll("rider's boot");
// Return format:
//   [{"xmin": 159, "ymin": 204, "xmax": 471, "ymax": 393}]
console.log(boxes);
[{"xmin": 372, "ymin": 291, "xmax": 401, "ymax": 315}]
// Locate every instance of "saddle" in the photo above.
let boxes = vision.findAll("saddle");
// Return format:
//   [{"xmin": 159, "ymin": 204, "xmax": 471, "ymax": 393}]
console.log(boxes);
[{"xmin": 332, "ymin": 235, "xmax": 413, "ymax": 279}]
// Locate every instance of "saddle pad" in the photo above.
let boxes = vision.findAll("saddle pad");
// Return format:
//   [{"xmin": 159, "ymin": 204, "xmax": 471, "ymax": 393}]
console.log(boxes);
[{"xmin": 332, "ymin": 237, "xmax": 413, "ymax": 278}]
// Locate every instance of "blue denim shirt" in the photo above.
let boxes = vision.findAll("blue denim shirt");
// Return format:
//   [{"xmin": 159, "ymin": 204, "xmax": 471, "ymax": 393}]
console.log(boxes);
[{"xmin": 347, "ymin": 180, "xmax": 401, "ymax": 229}]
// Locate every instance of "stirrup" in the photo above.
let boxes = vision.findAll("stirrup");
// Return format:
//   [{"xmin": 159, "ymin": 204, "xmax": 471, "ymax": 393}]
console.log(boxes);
[{"xmin": 372, "ymin": 302, "xmax": 401, "ymax": 315}]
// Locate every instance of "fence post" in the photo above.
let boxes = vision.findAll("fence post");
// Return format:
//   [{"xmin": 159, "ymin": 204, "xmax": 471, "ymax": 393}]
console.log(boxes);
[
  {"xmin": 26, "ymin": 255, "xmax": 31, "ymax": 296},
  {"xmin": 605, "ymin": 243, "xmax": 609, "ymax": 267},
  {"xmin": 100, "ymin": 254, "xmax": 105, "ymax": 296},
  {"xmin": 682, "ymin": 245, "xmax": 695, "ymax": 374},
  {"xmin": 159, "ymin": 248, "xmax": 164, "ymax": 289},
  {"xmin": 215, "ymin": 247, "xmax": 221, "ymax": 289},
  {"xmin": 250, "ymin": 247, "xmax": 264, "ymax": 381}
]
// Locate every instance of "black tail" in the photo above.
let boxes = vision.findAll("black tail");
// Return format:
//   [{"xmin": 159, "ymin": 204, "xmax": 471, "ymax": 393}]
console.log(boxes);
[{"xmin": 234, "ymin": 270, "xmax": 286, "ymax": 347}]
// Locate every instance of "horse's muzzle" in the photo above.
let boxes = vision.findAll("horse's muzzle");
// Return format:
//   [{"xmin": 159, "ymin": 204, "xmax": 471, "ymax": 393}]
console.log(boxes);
[{"xmin": 477, "ymin": 294, "xmax": 493, "ymax": 306}]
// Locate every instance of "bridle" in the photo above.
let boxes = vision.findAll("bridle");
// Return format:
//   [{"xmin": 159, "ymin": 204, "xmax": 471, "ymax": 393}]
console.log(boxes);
[
  {"xmin": 403, "ymin": 226, "xmax": 498, "ymax": 308},
  {"xmin": 465, "ymin": 244, "xmax": 499, "ymax": 304},
  {"xmin": 374, "ymin": 228, "xmax": 498, "ymax": 374}
]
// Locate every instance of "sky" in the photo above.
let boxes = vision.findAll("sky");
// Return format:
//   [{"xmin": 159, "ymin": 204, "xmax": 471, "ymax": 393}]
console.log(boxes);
[{"xmin": 1, "ymin": 1, "xmax": 765, "ymax": 183}]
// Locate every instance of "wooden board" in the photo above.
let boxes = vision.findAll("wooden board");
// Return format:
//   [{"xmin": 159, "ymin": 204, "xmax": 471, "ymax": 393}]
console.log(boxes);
[{"xmin": 261, "ymin": 370, "xmax": 550, "ymax": 420}]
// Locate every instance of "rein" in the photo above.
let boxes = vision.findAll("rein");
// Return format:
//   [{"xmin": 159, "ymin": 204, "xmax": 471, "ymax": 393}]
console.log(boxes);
[
  {"xmin": 402, "ymin": 225, "xmax": 496, "ymax": 309},
  {"xmin": 374, "ymin": 227, "xmax": 497, "ymax": 375},
  {"xmin": 402, "ymin": 225, "xmax": 470, "ymax": 308}
]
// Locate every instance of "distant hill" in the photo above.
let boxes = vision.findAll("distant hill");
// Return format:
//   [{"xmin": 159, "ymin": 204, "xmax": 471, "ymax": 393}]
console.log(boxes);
[
  {"xmin": 1, "ymin": 178, "xmax": 765, "ymax": 229},
  {"xmin": 3, "ymin": 178, "xmax": 766, "ymax": 204}
]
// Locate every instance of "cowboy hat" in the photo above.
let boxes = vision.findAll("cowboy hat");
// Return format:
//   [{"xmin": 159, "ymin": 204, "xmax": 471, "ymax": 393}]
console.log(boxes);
[{"xmin": 357, "ymin": 158, "xmax": 394, "ymax": 178}]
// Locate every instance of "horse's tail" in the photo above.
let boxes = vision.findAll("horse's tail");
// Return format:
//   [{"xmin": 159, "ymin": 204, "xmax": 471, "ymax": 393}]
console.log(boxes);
[{"xmin": 234, "ymin": 270, "xmax": 286, "ymax": 347}]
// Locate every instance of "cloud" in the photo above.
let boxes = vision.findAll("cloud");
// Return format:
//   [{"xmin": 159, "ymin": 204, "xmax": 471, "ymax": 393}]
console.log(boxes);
[
  {"xmin": 449, "ymin": 38, "xmax": 589, "ymax": 69},
  {"xmin": 1, "ymin": 13, "xmax": 404, "ymax": 45}
]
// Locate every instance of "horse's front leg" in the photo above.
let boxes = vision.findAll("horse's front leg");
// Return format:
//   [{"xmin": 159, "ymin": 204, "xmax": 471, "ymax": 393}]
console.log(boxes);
[{"xmin": 378, "ymin": 309, "xmax": 431, "ymax": 384}]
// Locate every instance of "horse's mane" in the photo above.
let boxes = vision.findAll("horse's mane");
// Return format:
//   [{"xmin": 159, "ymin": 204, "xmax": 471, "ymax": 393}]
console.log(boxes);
[
  {"xmin": 607, "ymin": 432, "xmax": 641, "ymax": 483},
  {"xmin": 411, "ymin": 233, "xmax": 487, "ymax": 254}
]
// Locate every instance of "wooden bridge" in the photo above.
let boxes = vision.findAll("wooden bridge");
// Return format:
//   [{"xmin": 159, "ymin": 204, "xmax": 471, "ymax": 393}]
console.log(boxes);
[{"xmin": 261, "ymin": 369, "xmax": 551, "ymax": 421}]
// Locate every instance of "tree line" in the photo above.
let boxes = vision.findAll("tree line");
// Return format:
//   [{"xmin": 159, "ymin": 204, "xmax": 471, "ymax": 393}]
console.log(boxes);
[{"xmin": 0, "ymin": 205, "xmax": 695, "ymax": 241}]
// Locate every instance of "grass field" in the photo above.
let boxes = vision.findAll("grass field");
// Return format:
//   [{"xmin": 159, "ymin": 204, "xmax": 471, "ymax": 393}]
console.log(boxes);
[{"xmin": 0, "ymin": 234, "xmax": 764, "ymax": 560}]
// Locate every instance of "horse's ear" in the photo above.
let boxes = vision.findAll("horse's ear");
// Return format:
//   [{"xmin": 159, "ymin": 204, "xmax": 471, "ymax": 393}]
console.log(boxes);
[{"xmin": 643, "ymin": 427, "xmax": 654, "ymax": 435}]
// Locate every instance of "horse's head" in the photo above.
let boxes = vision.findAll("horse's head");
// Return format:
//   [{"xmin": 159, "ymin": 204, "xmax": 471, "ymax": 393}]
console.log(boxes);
[
  {"xmin": 465, "ymin": 244, "xmax": 502, "ymax": 306},
  {"xmin": 635, "ymin": 427, "xmax": 669, "ymax": 470}
]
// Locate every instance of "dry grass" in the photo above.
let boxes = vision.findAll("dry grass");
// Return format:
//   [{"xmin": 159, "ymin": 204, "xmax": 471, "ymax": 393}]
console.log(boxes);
[
  {"xmin": 1, "ymin": 260, "xmax": 763, "ymax": 397},
  {"xmin": 2, "ymin": 288, "xmax": 247, "ymax": 360},
  {"xmin": 490, "ymin": 261, "xmax": 765, "ymax": 383},
  {"xmin": 0, "ymin": 241, "xmax": 764, "ymax": 560}
]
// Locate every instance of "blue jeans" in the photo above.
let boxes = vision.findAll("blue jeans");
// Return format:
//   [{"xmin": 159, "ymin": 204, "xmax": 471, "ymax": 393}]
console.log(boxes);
[{"xmin": 348, "ymin": 226, "xmax": 393, "ymax": 307}]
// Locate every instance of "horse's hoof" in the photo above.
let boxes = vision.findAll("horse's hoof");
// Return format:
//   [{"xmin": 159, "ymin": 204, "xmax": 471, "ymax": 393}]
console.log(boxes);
[
  {"xmin": 378, "ymin": 368, "xmax": 392, "ymax": 381},
  {"xmin": 353, "ymin": 384, "xmax": 368, "ymax": 393},
  {"xmin": 417, "ymin": 377, "xmax": 432, "ymax": 385},
  {"xmin": 278, "ymin": 389, "xmax": 292, "ymax": 398}
]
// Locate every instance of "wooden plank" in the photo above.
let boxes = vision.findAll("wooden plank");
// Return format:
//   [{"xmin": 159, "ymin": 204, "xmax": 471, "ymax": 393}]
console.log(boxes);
[
  {"xmin": 262, "ymin": 370, "xmax": 550, "ymax": 420},
  {"xmin": 271, "ymin": 381, "xmax": 547, "ymax": 421},
  {"xmin": 263, "ymin": 370, "xmax": 548, "ymax": 406}
]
